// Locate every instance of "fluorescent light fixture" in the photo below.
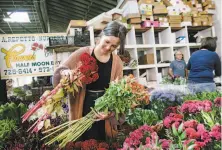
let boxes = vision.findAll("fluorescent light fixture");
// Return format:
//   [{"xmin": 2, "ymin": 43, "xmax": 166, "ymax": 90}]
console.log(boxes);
[{"xmin": 3, "ymin": 12, "xmax": 30, "ymax": 23}]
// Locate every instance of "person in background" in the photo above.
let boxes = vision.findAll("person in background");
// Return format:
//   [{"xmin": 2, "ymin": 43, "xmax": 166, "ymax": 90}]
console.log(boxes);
[
  {"xmin": 169, "ymin": 50, "xmax": 187, "ymax": 80},
  {"xmin": 53, "ymin": 21, "xmax": 127, "ymax": 141},
  {"xmin": 187, "ymin": 37, "xmax": 221, "ymax": 93}
]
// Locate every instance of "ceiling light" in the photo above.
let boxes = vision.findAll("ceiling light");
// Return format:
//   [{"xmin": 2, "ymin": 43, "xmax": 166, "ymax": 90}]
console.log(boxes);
[{"xmin": 3, "ymin": 12, "xmax": 30, "ymax": 23}]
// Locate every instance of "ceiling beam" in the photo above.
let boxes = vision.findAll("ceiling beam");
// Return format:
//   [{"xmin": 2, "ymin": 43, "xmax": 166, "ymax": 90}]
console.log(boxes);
[
  {"xmin": 33, "ymin": 0, "xmax": 46, "ymax": 32},
  {"xmin": 48, "ymin": 8, "xmax": 85, "ymax": 20},
  {"xmin": 46, "ymin": 2, "xmax": 95, "ymax": 18},
  {"xmin": 39, "ymin": 0, "xmax": 50, "ymax": 32},
  {"xmin": 50, "ymin": 0, "xmax": 101, "ymax": 15},
  {"xmin": 74, "ymin": 0, "xmax": 113, "ymax": 11}
]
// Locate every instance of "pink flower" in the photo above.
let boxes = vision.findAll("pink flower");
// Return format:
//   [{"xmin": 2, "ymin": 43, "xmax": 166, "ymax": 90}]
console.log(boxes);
[
  {"xmin": 163, "ymin": 113, "xmax": 183, "ymax": 128},
  {"xmin": 180, "ymin": 100, "xmax": 212, "ymax": 114},
  {"xmin": 202, "ymin": 100, "xmax": 212, "ymax": 112},
  {"xmin": 214, "ymin": 97, "xmax": 222, "ymax": 107},
  {"xmin": 160, "ymin": 139, "xmax": 171, "ymax": 150},
  {"xmin": 209, "ymin": 125, "xmax": 221, "ymax": 141},
  {"xmin": 185, "ymin": 128, "xmax": 200, "ymax": 139},
  {"xmin": 163, "ymin": 106, "xmax": 178, "ymax": 118},
  {"xmin": 184, "ymin": 120, "xmax": 198, "ymax": 128}
]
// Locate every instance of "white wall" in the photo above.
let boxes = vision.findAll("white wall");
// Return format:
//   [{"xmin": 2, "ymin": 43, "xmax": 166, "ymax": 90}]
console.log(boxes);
[{"xmin": 214, "ymin": 0, "xmax": 222, "ymax": 56}]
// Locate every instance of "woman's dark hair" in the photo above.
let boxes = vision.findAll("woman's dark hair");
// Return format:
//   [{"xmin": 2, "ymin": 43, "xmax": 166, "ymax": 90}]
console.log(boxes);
[
  {"xmin": 102, "ymin": 21, "xmax": 127, "ymax": 55},
  {"xmin": 200, "ymin": 37, "xmax": 217, "ymax": 52}
]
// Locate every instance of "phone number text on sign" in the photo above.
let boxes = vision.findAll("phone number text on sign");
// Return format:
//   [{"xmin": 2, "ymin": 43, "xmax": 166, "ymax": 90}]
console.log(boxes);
[{"xmin": 3, "ymin": 67, "xmax": 54, "ymax": 76}]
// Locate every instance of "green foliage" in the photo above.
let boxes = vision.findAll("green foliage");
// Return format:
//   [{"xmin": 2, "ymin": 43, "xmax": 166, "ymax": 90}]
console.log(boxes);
[
  {"xmin": 0, "ymin": 119, "xmax": 17, "ymax": 148},
  {"xmin": 0, "ymin": 102, "xmax": 27, "ymax": 124},
  {"xmin": 13, "ymin": 87, "xmax": 26, "ymax": 98},
  {"xmin": 183, "ymin": 91, "xmax": 222, "ymax": 102},
  {"xmin": 126, "ymin": 108, "xmax": 159, "ymax": 127},
  {"xmin": 161, "ymin": 76, "xmax": 187, "ymax": 85}
]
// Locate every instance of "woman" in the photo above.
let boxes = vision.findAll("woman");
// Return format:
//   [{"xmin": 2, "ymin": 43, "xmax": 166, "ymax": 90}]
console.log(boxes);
[
  {"xmin": 53, "ymin": 21, "xmax": 127, "ymax": 141},
  {"xmin": 169, "ymin": 50, "xmax": 187, "ymax": 80},
  {"xmin": 187, "ymin": 37, "xmax": 221, "ymax": 93}
]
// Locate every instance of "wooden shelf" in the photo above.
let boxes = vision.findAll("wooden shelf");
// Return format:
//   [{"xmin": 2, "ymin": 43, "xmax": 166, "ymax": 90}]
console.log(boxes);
[
  {"xmin": 46, "ymin": 45, "xmax": 81, "ymax": 52},
  {"xmin": 157, "ymin": 63, "xmax": 170, "ymax": 68},
  {"xmin": 138, "ymin": 64, "xmax": 156, "ymax": 69}
]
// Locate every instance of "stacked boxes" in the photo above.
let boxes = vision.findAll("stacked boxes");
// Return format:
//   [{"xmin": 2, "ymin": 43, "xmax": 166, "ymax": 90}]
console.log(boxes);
[
  {"xmin": 168, "ymin": 15, "xmax": 182, "ymax": 27},
  {"xmin": 122, "ymin": 0, "xmax": 214, "ymax": 29},
  {"xmin": 153, "ymin": 2, "xmax": 168, "ymax": 15}
]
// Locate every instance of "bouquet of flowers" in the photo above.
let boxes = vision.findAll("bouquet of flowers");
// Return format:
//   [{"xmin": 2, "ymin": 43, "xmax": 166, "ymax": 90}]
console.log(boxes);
[
  {"xmin": 21, "ymin": 53, "xmax": 99, "ymax": 133},
  {"xmin": 42, "ymin": 75, "xmax": 150, "ymax": 148}
]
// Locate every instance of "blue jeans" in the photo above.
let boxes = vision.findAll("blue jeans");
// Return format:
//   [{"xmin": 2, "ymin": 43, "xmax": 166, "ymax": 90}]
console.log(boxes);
[{"xmin": 188, "ymin": 82, "xmax": 216, "ymax": 94}]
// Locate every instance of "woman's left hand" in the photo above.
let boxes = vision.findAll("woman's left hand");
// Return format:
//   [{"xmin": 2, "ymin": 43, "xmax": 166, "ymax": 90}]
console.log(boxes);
[{"xmin": 94, "ymin": 111, "xmax": 115, "ymax": 121}]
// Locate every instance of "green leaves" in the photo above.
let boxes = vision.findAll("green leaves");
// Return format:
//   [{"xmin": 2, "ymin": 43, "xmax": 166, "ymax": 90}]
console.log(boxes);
[
  {"xmin": 126, "ymin": 108, "xmax": 159, "ymax": 127},
  {"xmin": 172, "ymin": 124, "xmax": 178, "ymax": 136}
]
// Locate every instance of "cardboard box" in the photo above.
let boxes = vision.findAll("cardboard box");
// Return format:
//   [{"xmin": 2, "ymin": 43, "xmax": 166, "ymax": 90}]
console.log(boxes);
[
  {"xmin": 193, "ymin": 17, "xmax": 202, "ymax": 22},
  {"xmin": 159, "ymin": 22, "xmax": 170, "ymax": 27},
  {"xmin": 202, "ymin": 21, "xmax": 213, "ymax": 26},
  {"xmin": 170, "ymin": 23, "xmax": 182, "ymax": 27},
  {"xmin": 182, "ymin": 12, "xmax": 192, "ymax": 16},
  {"xmin": 153, "ymin": 8, "xmax": 168, "ymax": 14},
  {"xmin": 142, "ymin": 20, "xmax": 159, "ymax": 27},
  {"xmin": 205, "ymin": 4, "xmax": 216, "ymax": 9},
  {"xmin": 181, "ymin": 22, "xmax": 192, "ymax": 26},
  {"xmin": 139, "ymin": 53, "xmax": 155, "ymax": 64},
  {"xmin": 131, "ymin": 24, "xmax": 142, "ymax": 29},
  {"xmin": 126, "ymin": 13, "xmax": 141, "ymax": 19},
  {"xmin": 163, "ymin": 0, "xmax": 172, "ymax": 6},
  {"xmin": 167, "ymin": 6, "xmax": 180, "ymax": 15},
  {"xmin": 141, "ymin": 15, "xmax": 154, "ymax": 21},
  {"xmin": 129, "ymin": 17, "xmax": 142, "ymax": 23},
  {"xmin": 159, "ymin": 17, "xmax": 168, "ymax": 22},
  {"xmin": 168, "ymin": 15, "xmax": 182, "ymax": 20},
  {"xmin": 192, "ymin": 21, "xmax": 202, "ymax": 26},
  {"xmin": 66, "ymin": 20, "xmax": 87, "ymax": 34},
  {"xmin": 139, "ymin": 4, "xmax": 153, "ymax": 16},
  {"xmin": 183, "ymin": 16, "xmax": 192, "ymax": 22},
  {"xmin": 112, "ymin": 13, "xmax": 122, "ymax": 20},
  {"xmin": 138, "ymin": 0, "xmax": 154, "ymax": 4}
]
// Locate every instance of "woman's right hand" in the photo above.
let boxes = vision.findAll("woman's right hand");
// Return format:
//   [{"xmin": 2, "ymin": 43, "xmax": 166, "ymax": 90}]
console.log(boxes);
[{"xmin": 61, "ymin": 69, "xmax": 74, "ymax": 82}]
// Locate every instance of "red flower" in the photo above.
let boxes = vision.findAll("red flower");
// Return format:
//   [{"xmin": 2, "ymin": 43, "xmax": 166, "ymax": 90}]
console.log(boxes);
[
  {"xmin": 184, "ymin": 120, "xmax": 198, "ymax": 128},
  {"xmin": 160, "ymin": 139, "xmax": 171, "ymax": 150},
  {"xmin": 110, "ymin": 142, "xmax": 120, "ymax": 149},
  {"xmin": 202, "ymin": 100, "xmax": 212, "ymax": 112},
  {"xmin": 214, "ymin": 97, "xmax": 222, "ymax": 107},
  {"xmin": 39, "ymin": 44, "xmax": 43, "ymax": 50},
  {"xmin": 80, "ymin": 65, "xmax": 92, "ymax": 76},
  {"xmin": 80, "ymin": 53, "xmax": 92, "ymax": 65},
  {"xmin": 92, "ymin": 73, "xmax": 99, "ymax": 82},
  {"xmin": 163, "ymin": 106, "xmax": 178, "ymax": 118},
  {"xmin": 65, "ymin": 142, "xmax": 75, "ymax": 150},
  {"xmin": 180, "ymin": 100, "xmax": 212, "ymax": 114},
  {"xmin": 74, "ymin": 141, "xmax": 82, "ymax": 149},
  {"xmin": 163, "ymin": 113, "xmax": 183, "ymax": 128},
  {"xmin": 98, "ymin": 142, "xmax": 109, "ymax": 149},
  {"xmin": 97, "ymin": 148, "xmax": 107, "ymax": 150},
  {"xmin": 185, "ymin": 128, "xmax": 200, "ymax": 139},
  {"xmin": 209, "ymin": 125, "xmax": 221, "ymax": 141},
  {"xmin": 81, "ymin": 76, "xmax": 93, "ymax": 84}
]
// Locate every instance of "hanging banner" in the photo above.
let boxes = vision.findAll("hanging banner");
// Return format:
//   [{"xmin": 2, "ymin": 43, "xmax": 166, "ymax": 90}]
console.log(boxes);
[{"xmin": 0, "ymin": 33, "xmax": 66, "ymax": 79}]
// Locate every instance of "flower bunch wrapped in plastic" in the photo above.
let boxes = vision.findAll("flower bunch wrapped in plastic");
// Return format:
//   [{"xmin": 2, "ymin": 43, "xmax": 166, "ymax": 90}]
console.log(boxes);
[
  {"xmin": 42, "ymin": 75, "xmax": 149, "ymax": 148},
  {"xmin": 21, "ymin": 53, "xmax": 99, "ymax": 133}
]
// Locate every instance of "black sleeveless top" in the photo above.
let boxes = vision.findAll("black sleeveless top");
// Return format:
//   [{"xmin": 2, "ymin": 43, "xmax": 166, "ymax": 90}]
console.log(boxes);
[{"xmin": 86, "ymin": 50, "xmax": 113, "ymax": 90}]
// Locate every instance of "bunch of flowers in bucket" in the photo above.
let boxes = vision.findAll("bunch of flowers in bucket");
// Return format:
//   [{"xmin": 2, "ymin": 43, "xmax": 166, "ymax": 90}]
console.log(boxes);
[
  {"xmin": 42, "ymin": 75, "xmax": 150, "ymax": 148},
  {"xmin": 162, "ymin": 97, "xmax": 222, "ymax": 150},
  {"xmin": 21, "ymin": 53, "xmax": 99, "ymax": 133}
]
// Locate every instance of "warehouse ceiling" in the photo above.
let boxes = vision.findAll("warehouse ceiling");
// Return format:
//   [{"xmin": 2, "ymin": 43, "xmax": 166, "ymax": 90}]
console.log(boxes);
[{"xmin": 0, "ymin": 0, "xmax": 117, "ymax": 34}]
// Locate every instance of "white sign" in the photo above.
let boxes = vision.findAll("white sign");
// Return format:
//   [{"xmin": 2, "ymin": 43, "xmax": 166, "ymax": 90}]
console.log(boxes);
[{"xmin": 0, "ymin": 33, "xmax": 66, "ymax": 79}]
